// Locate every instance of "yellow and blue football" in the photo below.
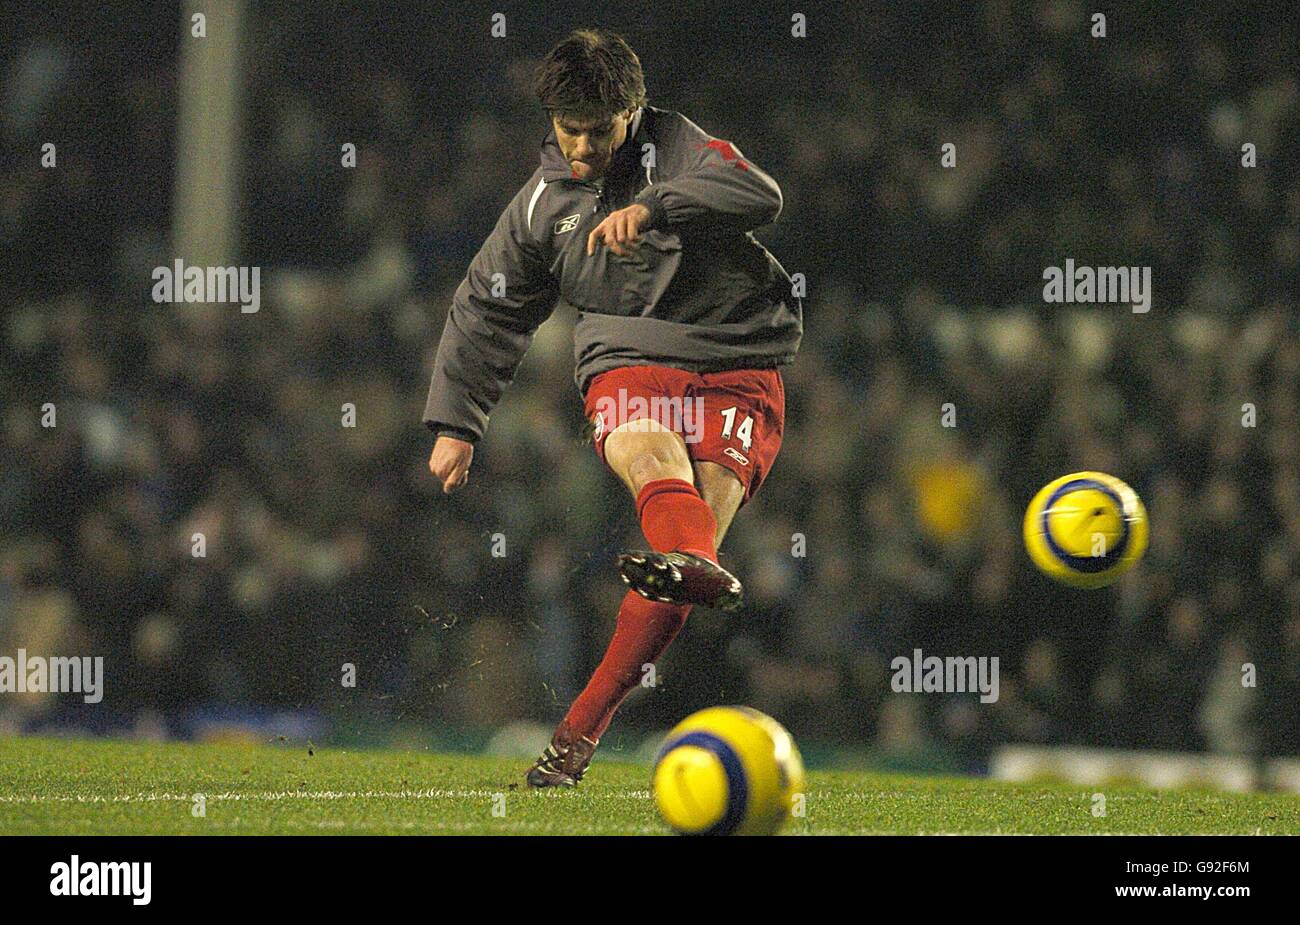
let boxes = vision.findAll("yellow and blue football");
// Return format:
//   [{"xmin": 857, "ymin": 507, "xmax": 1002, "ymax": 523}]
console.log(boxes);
[
  {"xmin": 1023, "ymin": 471, "xmax": 1149, "ymax": 589},
  {"xmin": 652, "ymin": 706, "xmax": 804, "ymax": 836}
]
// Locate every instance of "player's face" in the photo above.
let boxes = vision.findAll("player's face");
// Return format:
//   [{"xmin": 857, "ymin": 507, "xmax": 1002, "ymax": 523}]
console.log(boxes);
[{"xmin": 553, "ymin": 109, "xmax": 634, "ymax": 180}]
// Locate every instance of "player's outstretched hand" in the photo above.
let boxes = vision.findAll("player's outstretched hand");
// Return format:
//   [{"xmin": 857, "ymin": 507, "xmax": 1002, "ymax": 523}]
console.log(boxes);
[
  {"xmin": 587, "ymin": 203, "xmax": 652, "ymax": 257},
  {"xmin": 429, "ymin": 435, "xmax": 473, "ymax": 494}
]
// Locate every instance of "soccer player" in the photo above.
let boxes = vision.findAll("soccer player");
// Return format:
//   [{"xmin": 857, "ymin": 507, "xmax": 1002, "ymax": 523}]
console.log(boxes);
[{"xmin": 424, "ymin": 29, "xmax": 802, "ymax": 786}]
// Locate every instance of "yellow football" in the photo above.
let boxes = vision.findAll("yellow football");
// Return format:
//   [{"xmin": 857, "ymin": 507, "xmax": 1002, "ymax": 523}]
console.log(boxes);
[
  {"xmin": 1023, "ymin": 471, "xmax": 1148, "ymax": 589},
  {"xmin": 652, "ymin": 706, "xmax": 804, "ymax": 836}
]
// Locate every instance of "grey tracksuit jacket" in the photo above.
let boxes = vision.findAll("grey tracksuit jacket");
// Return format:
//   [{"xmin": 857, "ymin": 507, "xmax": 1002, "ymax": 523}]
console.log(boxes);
[{"xmin": 423, "ymin": 105, "xmax": 803, "ymax": 442}]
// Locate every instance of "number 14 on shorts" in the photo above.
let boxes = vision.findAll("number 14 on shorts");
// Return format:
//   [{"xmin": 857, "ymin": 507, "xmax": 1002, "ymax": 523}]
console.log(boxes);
[{"xmin": 719, "ymin": 406, "xmax": 753, "ymax": 450}]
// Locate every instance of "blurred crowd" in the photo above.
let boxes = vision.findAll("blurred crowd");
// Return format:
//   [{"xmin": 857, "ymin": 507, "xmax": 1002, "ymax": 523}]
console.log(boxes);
[{"xmin": 1, "ymin": 2, "xmax": 1297, "ymax": 765}]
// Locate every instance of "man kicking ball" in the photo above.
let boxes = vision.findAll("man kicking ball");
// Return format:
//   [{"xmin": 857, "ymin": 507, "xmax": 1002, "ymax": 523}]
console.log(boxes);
[{"xmin": 423, "ymin": 28, "xmax": 802, "ymax": 786}]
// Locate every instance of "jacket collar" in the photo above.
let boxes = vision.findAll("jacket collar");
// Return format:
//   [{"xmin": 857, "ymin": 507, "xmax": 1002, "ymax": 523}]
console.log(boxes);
[{"xmin": 540, "ymin": 106, "xmax": 648, "ymax": 184}]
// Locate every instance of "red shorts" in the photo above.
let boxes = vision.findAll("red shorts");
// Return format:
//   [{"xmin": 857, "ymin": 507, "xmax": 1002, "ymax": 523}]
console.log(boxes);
[{"xmin": 584, "ymin": 364, "xmax": 785, "ymax": 504}]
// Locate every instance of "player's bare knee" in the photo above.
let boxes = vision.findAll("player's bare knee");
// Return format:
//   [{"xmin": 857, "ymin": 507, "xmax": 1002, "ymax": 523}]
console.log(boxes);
[
  {"xmin": 695, "ymin": 462, "xmax": 745, "ymax": 545},
  {"xmin": 606, "ymin": 426, "xmax": 691, "ymax": 492},
  {"xmin": 626, "ymin": 447, "xmax": 686, "ymax": 491}
]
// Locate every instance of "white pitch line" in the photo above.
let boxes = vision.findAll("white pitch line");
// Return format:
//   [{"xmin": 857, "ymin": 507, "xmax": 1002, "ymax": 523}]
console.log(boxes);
[
  {"xmin": 0, "ymin": 788, "xmax": 653, "ymax": 805},
  {"xmin": 200, "ymin": 818, "xmax": 664, "ymax": 834}
]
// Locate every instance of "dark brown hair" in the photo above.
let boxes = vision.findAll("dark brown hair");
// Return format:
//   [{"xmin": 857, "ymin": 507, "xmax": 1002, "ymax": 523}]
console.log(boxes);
[{"xmin": 534, "ymin": 29, "xmax": 647, "ymax": 118}]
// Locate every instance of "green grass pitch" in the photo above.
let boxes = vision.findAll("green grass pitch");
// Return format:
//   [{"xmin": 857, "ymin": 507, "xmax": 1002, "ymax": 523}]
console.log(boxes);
[{"xmin": 1, "ymin": 736, "xmax": 1296, "ymax": 835}]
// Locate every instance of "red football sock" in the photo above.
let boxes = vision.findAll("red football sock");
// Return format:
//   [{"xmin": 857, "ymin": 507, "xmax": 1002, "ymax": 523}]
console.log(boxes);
[
  {"xmin": 562, "ymin": 480, "xmax": 717, "ymax": 742},
  {"xmin": 635, "ymin": 477, "xmax": 718, "ymax": 562},
  {"xmin": 564, "ymin": 590, "xmax": 692, "ymax": 741}
]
